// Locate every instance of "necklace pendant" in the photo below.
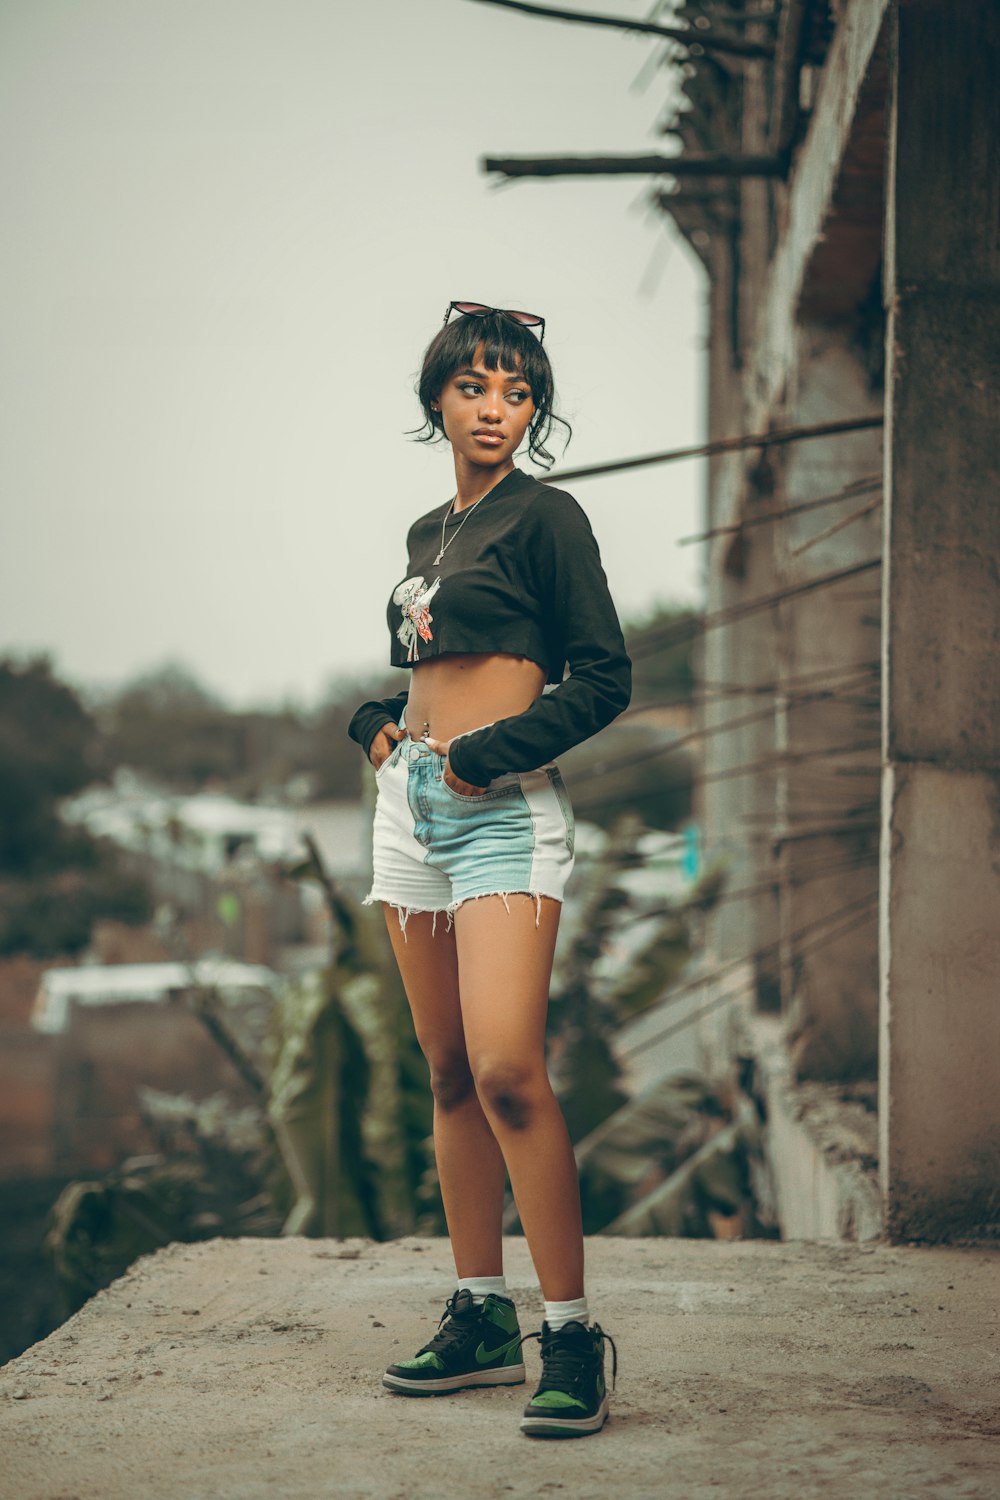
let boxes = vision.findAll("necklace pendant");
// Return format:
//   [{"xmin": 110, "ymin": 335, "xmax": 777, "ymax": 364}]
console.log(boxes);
[{"xmin": 433, "ymin": 550, "xmax": 445, "ymax": 565}]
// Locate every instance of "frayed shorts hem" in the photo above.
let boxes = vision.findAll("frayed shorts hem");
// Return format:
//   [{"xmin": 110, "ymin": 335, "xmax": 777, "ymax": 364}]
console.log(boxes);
[{"xmin": 363, "ymin": 888, "xmax": 562, "ymax": 939}]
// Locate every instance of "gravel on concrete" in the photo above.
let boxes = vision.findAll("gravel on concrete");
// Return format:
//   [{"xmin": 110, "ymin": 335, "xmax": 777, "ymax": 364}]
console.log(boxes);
[{"xmin": 1, "ymin": 1235, "xmax": 998, "ymax": 1500}]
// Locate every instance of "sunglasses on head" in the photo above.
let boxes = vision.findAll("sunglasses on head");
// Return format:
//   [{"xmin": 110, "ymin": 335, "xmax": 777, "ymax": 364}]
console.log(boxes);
[{"xmin": 443, "ymin": 300, "xmax": 546, "ymax": 345}]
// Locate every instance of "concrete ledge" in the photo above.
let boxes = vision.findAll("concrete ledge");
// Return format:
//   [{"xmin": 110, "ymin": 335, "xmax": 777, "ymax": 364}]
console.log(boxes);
[
  {"xmin": 749, "ymin": 1015, "xmax": 882, "ymax": 1242},
  {"xmin": 3, "ymin": 1234, "xmax": 999, "ymax": 1498}
]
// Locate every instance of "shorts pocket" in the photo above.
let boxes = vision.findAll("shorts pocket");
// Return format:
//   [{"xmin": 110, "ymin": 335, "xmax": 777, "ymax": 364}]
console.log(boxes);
[
  {"xmin": 546, "ymin": 766, "xmax": 576, "ymax": 857},
  {"xmin": 374, "ymin": 741, "xmax": 403, "ymax": 777},
  {"xmin": 440, "ymin": 771, "xmax": 521, "ymax": 803}
]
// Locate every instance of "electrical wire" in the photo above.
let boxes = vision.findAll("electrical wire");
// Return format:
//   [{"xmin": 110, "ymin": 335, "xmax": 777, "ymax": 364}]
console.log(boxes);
[
  {"xmin": 541, "ymin": 414, "xmax": 884, "ymax": 485},
  {"xmin": 622, "ymin": 659, "xmax": 881, "ymax": 715},
  {"xmin": 629, "ymin": 557, "xmax": 882, "ymax": 659},
  {"xmin": 702, "ymin": 851, "xmax": 880, "ymax": 910},
  {"xmin": 789, "ymin": 495, "xmax": 883, "ymax": 557},
  {"xmin": 617, "ymin": 897, "xmax": 879, "ymax": 1060},
  {"xmin": 680, "ymin": 474, "xmax": 882, "ymax": 546},
  {"xmin": 575, "ymin": 683, "xmax": 881, "ymax": 783}
]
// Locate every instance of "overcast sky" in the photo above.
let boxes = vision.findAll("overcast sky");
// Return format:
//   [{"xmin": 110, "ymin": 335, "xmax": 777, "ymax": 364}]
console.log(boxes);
[{"xmin": 0, "ymin": 0, "xmax": 707, "ymax": 709}]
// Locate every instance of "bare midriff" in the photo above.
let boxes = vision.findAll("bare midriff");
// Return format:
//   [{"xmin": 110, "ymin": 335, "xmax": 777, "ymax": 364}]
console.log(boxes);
[{"xmin": 408, "ymin": 653, "xmax": 546, "ymax": 741}]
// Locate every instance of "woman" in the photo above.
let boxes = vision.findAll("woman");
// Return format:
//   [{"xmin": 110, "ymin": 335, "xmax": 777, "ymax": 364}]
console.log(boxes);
[{"xmin": 348, "ymin": 301, "xmax": 630, "ymax": 1438}]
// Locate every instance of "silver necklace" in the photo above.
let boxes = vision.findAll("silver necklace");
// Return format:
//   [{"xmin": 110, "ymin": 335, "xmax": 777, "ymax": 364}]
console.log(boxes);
[{"xmin": 433, "ymin": 473, "xmax": 508, "ymax": 566}]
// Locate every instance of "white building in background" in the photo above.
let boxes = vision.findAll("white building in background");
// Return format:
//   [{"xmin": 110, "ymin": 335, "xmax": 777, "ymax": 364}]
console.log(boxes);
[
  {"xmin": 61, "ymin": 768, "xmax": 367, "ymax": 882},
  {"xmin": 32, "ymin": 958, "xmax": 279, "ymax": 1034}
]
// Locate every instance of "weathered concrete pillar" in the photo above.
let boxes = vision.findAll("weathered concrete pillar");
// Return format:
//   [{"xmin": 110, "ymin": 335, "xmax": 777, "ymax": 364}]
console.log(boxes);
[
  {"xmin": 700, "ymin": 240, "xmax": 782, "ymax": 1022},
  {"xmin": 773, "ymin": 328, "xmax": 884, "ymax": 1081},
  {"xmin": 880, "ymin": 0, "xmax": 1000, "ymax": 1240}
]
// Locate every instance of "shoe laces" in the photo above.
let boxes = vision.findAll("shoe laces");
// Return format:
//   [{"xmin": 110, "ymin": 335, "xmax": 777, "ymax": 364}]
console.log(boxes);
[
  {"xmin": 518, "ymin": 1321, "xmax": 618, "ymax": 1392},
  {"xmin": 418, "ymin": 1289, "xmax": 481, "ymax": 1358}
]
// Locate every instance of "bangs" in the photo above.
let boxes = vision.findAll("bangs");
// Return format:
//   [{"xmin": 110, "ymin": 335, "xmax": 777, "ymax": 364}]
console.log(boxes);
[{"xmin": 429, "ymin": 311, "xmax": 549, "ymax": 399}]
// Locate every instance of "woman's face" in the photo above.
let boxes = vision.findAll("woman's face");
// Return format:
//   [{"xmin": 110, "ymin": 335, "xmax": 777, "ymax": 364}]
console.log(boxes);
[{"xmin": 433, "ymin": 342, "xmax": 536, "ymax": 468}]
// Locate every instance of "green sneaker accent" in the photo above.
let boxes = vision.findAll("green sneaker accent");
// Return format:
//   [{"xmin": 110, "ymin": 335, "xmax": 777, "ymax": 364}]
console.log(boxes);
[
  {"xmin": 529, "ymin": 1389, "xmax": 587, "ymax": 1411},
  {"xmin": 474, "ymin": 1333, "xmax": 522, "ymax": 1366},
  {"xmin": 394, "ymin": 1351, "xmax": 445, "ymax": 1371},
  {"xmin": 481, "ymin": 1294, "xmax": 519, "ymax": 1336}
]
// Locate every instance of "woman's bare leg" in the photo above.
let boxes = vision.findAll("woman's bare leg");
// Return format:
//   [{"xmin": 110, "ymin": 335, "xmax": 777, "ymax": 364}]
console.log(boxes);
[
  {"xmin": 382, "ymin": 906, "xmax": 507, "ymax": 1277},
  {"xmin": 453, "ymin": 894, "xmax": 584, "ymax": 1302}
]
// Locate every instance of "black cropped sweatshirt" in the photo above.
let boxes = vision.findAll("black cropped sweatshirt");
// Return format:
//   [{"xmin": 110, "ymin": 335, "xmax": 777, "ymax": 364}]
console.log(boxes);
[{"xmin": 347, "ymin": 466, "xmax": 631, "ymax": 786}]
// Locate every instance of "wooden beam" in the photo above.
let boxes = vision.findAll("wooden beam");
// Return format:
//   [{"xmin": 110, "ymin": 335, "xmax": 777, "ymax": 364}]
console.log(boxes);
[
  {"xmin": 482, "ymin": 151, "xmax": 786, "ymax": 179},
  {"xmin": 465, "ymin": 0, "xmax": 775, "ymax": 59},
  {"xmin": 769, "ymin": 0, "xmax": 809, "ymax": 154}
]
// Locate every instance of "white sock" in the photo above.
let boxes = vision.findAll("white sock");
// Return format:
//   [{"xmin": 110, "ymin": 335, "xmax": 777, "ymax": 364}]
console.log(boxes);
[
  {"xmin": 457, "ymin": 1274, "xmax": 508, "ymax": 1306},
  {"xmin": 544, "ymin": 1296, "xmax": 589, "ymax": 1331}
]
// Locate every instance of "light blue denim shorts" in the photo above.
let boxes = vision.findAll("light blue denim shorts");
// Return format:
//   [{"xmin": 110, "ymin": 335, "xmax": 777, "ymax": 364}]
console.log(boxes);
[{"xmin": 363, "ymin": 707, "xmax": 575, "ymax": 937}]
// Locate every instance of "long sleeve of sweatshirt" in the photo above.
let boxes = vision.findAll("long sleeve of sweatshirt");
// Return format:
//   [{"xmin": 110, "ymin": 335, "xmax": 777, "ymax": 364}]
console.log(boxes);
[
  {"xmin": 447, "ymin": 491, "xmax": 631, "ymax": 786},
  {"xmin": 347, "ymin": 689, "xmax": 409, "ymax": 760}
]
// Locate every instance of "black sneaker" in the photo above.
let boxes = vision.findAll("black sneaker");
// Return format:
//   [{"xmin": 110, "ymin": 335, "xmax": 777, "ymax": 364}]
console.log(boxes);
[
  {"xmin": 519, "ymin": 1319, "xmax": 617, "ymax": 1437},
  {"xmin": 382, "ymin": 1288, "xmax": 526, "ymax": 1396}
]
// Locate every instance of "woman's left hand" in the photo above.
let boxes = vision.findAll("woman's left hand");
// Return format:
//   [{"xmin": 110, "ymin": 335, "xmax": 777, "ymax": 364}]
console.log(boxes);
[{"xmin": 422, "ymin": 735, "xmax": 488, "ymax": 796}]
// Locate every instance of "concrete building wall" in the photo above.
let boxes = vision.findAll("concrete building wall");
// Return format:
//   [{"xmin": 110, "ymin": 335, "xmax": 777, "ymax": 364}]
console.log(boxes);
[
  {"xmin": 878, "ymin": 0, "xmax": 1000, "ymax": 1241},
  {"xmin": 698, "ymin": 6, "xmax": 888, "ymax": 1082},
  {"xmin": 769, "ymin": 329, "xmax": 883, "ymax": 1080},
  {"xmin": 672, "ymin": 0, "xmax": 997, "ymax": 1240}
]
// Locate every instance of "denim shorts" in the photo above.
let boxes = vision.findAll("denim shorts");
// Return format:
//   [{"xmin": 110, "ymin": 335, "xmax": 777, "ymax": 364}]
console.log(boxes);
[{"xmin": 363, "ymin": 707, "xmax": 575, "ymax": 937}]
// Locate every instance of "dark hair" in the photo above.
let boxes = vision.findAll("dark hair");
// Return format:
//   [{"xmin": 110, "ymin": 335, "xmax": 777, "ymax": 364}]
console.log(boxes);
[{"xmin": 410, "ymin": 310, "xmax": 571, "ymax": 469}]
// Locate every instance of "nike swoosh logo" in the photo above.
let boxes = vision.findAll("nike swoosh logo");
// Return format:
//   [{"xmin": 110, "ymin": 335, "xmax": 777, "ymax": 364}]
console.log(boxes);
[{"xmin": 475, "ymin": 1335, "xmax": 520, "ymax": 1366}]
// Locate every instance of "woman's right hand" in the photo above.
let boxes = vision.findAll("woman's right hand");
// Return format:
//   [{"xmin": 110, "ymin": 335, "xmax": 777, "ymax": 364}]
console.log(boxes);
[{"xmin": 369, "ymin": 721, "xmax": 407, "ymax": 770}]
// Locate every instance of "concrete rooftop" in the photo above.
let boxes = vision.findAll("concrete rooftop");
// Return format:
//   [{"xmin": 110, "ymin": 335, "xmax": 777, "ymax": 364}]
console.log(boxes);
[{"xmin": 1, "ymin": 1235, "xmax": 997, "ymax": 1499}]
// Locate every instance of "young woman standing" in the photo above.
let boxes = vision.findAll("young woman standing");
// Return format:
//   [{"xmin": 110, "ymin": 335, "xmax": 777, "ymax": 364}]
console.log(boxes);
[{"xmin": 348, "ymin": 303, "xmax": 630, "ymax": 1438}]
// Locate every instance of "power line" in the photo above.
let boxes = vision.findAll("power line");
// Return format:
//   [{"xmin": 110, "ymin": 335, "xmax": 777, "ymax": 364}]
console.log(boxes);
[
  {"xmin": 697, "ymin": 739, "xmax": 881, "ymax": 786},
  {"xmin": 619, "ymin": 903, "xmax": 878, "ymax": 1058},
  {"xmin": 624, "ymin": 659, "xmax": 881, "ymax": 710},
  {"xmin": 540, "ymin": 415, "xmax": 884, "ymax": 485},
  {"xmin": 704, "ymin": 809, "xmax": 879, "ymax": 839},
  {"xmin": 617, "ymin": 896, "xmax": 878, "ymax": 1060},
  {"xmin": 679, "ymin": 474, "xmax": 882, "ymax": 546},
  {"xmin": 693, "ymin": 659, "xmax": 881, "ymax": 698},
  {"xmin": 703, "ymin": 851, "xmax": 880, "ymax": 910},
  {"xmin": 572, "ymin": 742, "xmax": 881, "ymax": 815},
  {"xmin": 629, "ymin": 557, "xmax": 882, "ymax": 658},
  {"xmin": 789, "ymin": 496, "xmax": 882, "ymax": 558},
  {"xmin": 576, "ymin": 681, "xmax": 881, "ymax": 783}
]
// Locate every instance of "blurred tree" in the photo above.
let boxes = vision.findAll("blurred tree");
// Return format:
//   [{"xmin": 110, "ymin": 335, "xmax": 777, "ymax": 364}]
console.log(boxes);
[
  {"xmin": 0, "ymin": 656, "xmax": 105, "ymax": 874},
  {"xmin": 280, "ymin": 833, "xmax": 443, "ymax": 1237},
  {"xmin": 93, "ymin": 660, "xmax": 412, "ymax": 801},
  {"xmin": 560, "ymin": 723, "xmax": 693, "ymax": 833},
  {"xmin": 575, "ymin": 1070, "xmax": 730, "ymax": 1234},
  {"xmin": 555, "ymin": 602, "xmax": 700, "ymax": 833},
  {"xmin": 45, "ymin": 1093, "xmax": 283, "ymax": 1315},
  {"xmin": 0, "ymin": 656, "xmax": 152, "ymax": 955},
  {"xmin": 0, "ymin": 864, "xmax": 152, "ymax": 958},
  {"xmin": 544, "ymin": 820, "xmax": 641, "ymax": 1143},
  {"xmin": 98, "ymin": 661, "xmax": 247, "ymax": 788},
  {"xmin": 625, "ymin": 603, "xmax": 699, "ymax": 710},
  {"xmin": 306, "ymin": 669, "xmax": 409, "ymax": 802}
]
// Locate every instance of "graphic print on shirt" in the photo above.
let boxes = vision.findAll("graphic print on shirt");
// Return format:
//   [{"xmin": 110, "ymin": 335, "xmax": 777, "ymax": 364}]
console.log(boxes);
[{"xmin": 394, "ymin": 575, "xmax": 441, "ymax": 662}]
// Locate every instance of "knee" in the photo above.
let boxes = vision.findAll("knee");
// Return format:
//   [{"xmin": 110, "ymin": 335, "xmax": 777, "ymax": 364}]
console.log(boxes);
[
  {"xmin": 427, "ymin": 1050, "xmax": 476, "ymax": 1112},
  {"xmin": 473, "ymin": 1058, "xmax": 547, "ymax": 1132}
]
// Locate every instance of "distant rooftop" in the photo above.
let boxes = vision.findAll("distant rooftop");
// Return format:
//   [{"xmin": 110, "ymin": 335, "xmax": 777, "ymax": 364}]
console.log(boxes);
[{"xmin": 32, "ymin": 957, "xmax": 278, "ymax": 1034}]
